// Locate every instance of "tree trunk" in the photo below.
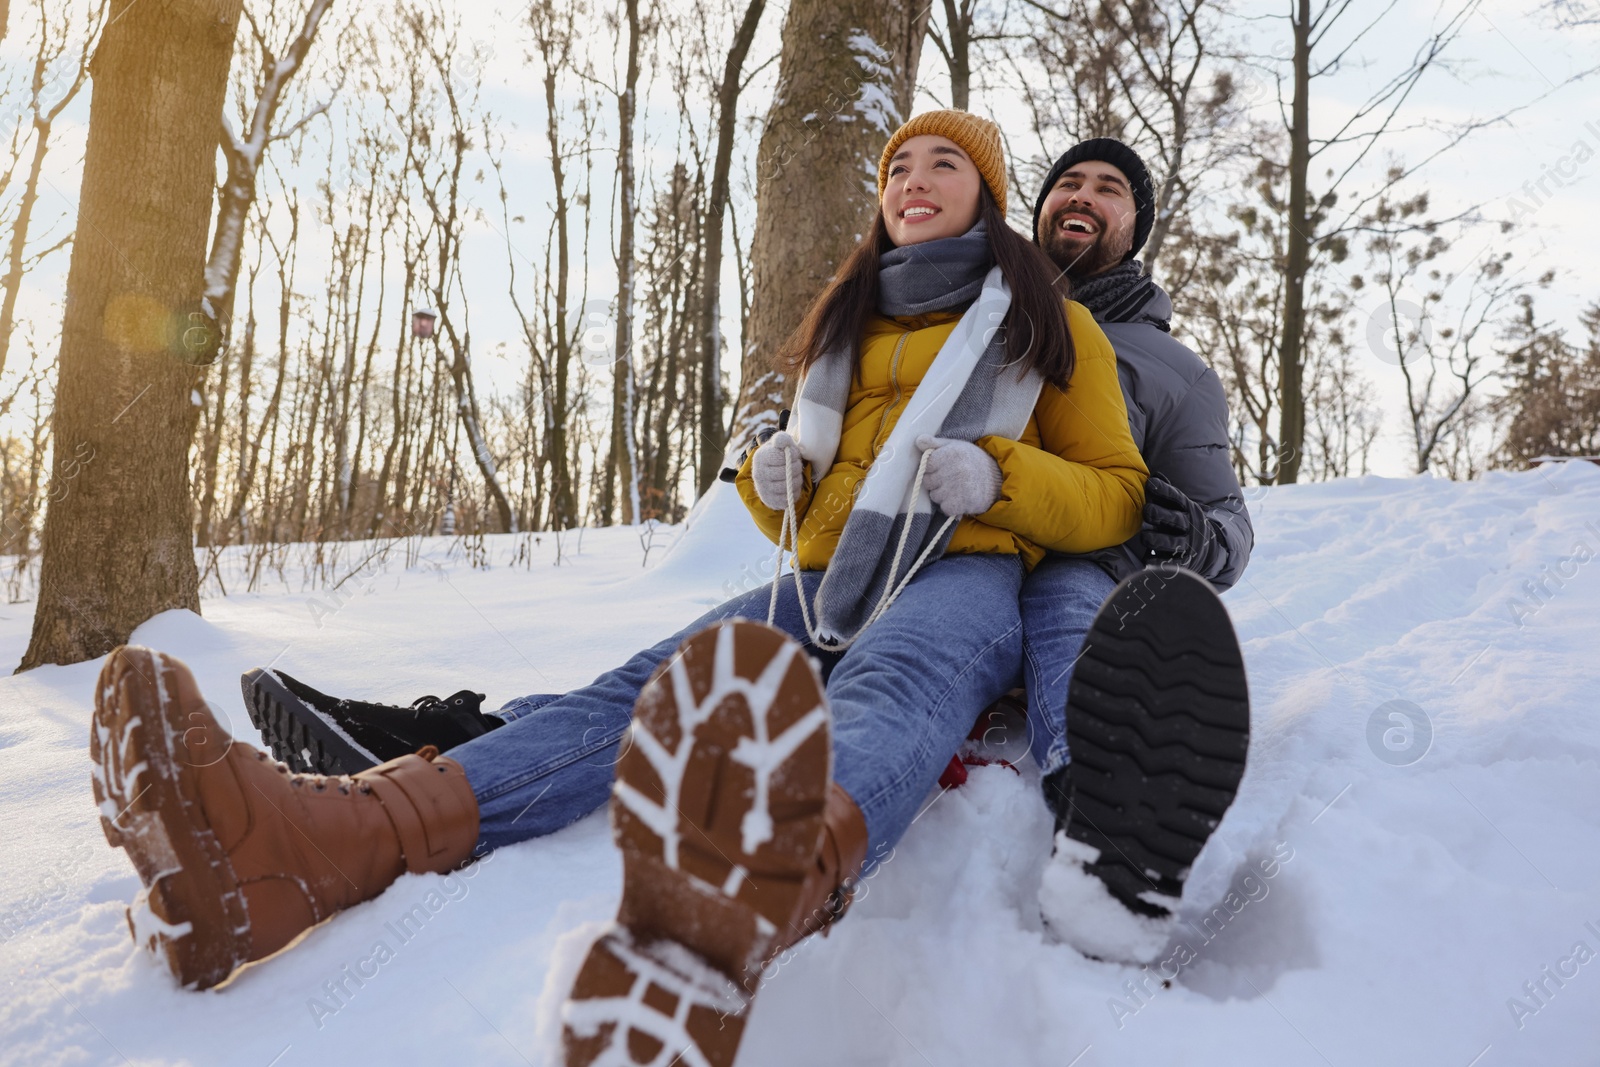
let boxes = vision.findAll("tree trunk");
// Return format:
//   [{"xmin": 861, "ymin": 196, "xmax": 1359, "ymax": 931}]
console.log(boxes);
[
  {"xmin": 1142, "ymin": 108, "xmax": 1185, "ymax": 274},
  {"xmin": 611, "ymin": 0, "xmax": 642, "ymax": 522},
  {"xmin": 539, "ymin": 37, "xmax": 577, "ymax": 528},
  {"xmin": 695, "ymin": 0, "xmax": 766, "ymax": 495},
  {"xmin": 727, "ymin": 0, "xmax": 931, "ymax": 454},
  {"xmin": 1274, "ymin": 0, "xmax": 1311, "ymax": 485},
  {"xmin": 231, "ymin": 203, "xmax": 298, "ymax": 542},
  {"xmin": 331, "ymin": 198, "xmax": 374, "ymax": 531},
  {"xmin": 194, "ymin": 314, "xmax": 238, "ymax": 547},
  {"xmin": 436, "ymin": 324, "xmax": 516, "ymax": 533},
  {"xmin": 350, "ymin": 237, "xmax": 387, "ymax": 531},
  {"xmin": 939, "ymin": 0, "xmax": 972, "ymax": 111},
  {"xmin": 21, "ymin": 0, "xmax": 245, "ymax": 671}
]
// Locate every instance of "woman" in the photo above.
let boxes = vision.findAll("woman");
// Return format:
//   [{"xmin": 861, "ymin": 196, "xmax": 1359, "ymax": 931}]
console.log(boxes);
[{"xmin": 89, "ymin": 111, "xmax": 1145, "ymax": 1067}]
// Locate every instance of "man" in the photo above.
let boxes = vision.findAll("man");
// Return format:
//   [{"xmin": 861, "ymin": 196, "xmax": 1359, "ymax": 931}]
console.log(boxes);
[
  {"xmin": 1018, "ymin": 138, "xmax": 1254, "ymax": 956},
  {"xmin": 1031, "ymin": 137, "xmax": 1252, "ymax": 595}
]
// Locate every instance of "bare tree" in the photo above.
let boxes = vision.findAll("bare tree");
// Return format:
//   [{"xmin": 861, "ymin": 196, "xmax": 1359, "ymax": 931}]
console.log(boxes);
[
  {"xmin": 693, "ymin": 0, "xmax": 765, "ymax": 493},
  {"xmin": 1305, "ymin": 346, "xmax": 1380, "ymax": 478},
  {"xmin": 0, "ymin": 349, "xmax": 52, "ymax": 566},
  {"xmin": 634, "ymin": 155, "xmax": 705, "ymax": 522},
  {"xmin": 492, "ymin": 141, "xmax": 555, "ymax": 532},
  {"xmin": 529, "ymin": 0, "xmax": 584, "ymax": 528},
  {"xmin": 1182, "ymin": 144, "xmax": 1374, "ymax": 484},
  {"xmin": 1544, "ymin": 0, "xmax": 1600, "ymax": 25},
  {"xmin": 22, "ymin": 0, "xmax": 246, "ymax": 670},
  {"xmin": 230, "ymin": 186, "xmax": 298, "ymax": 542},
  {"xmin": 1007, "ymin": 0, "xmax": 1130, "ymax": 157},
  {"xmin": 601, "ymin": 0, "xmax": 645, "ymax": 523},
  {"xmin": 1095, "ymin": 0, "xmax": 1245, "ymax": 271},
  {"xmin": 404, "ymin": 2, "xmax": 516, "ymax": 532},
  {"xmin": 928, "ymin": 0, "xmax": 978, "ymax": 111},
  {"xmin": 1264, "ymin": 0, "xmax": 1498, "ymax": 482},
  {"xmin": 0, "ymin": 0, "xmax": 101, "ymax": 381},
  {"xmin": 198, "ymin": 0, "xmax": 337, "ymax": 362},
  {"xmin": 1004, "ymin": 0, "xmax": 1246, "ymax": 285},
  {"xmin": 1361, "ymin": 193, "xmax": 1548, "ymax": 474}
]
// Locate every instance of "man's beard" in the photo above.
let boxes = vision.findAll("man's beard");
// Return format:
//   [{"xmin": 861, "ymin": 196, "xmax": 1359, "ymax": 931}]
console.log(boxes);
[{"xmin": 1040, "ymin": 206, "xmax": 1133, "ymax": 281}]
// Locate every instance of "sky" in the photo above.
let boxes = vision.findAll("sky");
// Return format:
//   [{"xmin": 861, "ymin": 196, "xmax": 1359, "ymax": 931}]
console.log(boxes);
[
  {"xmin": 1298, "ymin": 0, "xmax": 1600, "ymax": 471},
  {"xmin": 6, "ymin": 0, "xmax": 1600, "ymax": 482},
  {"xmin": 923, "ymin": 0, "xmax": 1600, "ymax": 475}
]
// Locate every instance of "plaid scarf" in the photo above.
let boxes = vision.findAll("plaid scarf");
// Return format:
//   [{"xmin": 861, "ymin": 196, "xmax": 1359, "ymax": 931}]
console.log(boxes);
[{"xmin": 789, "ymin": 222, "xmax": 1044, "ymax": 641}]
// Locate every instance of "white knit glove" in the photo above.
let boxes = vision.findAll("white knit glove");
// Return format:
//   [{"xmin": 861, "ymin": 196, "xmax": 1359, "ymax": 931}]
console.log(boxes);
[
  {"xmin": 752, "ymin": 430, "xmax": 806, "ymax": 509},
  {"xmin": 916, "ymin": 435, "xmax": 1003, "ymax": 517}
]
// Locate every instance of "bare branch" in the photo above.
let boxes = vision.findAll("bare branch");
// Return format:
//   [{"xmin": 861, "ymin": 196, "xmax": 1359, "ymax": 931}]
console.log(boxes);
[{"xmin": 202, "ymin": 0, "xmax": 339, "ymax": 352}]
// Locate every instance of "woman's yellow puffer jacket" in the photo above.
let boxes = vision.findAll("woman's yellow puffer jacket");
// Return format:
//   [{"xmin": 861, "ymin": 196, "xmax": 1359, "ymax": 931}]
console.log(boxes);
[{"xmin": 736, "ymin": 300, "xmax": 1148, "ymax": 571}]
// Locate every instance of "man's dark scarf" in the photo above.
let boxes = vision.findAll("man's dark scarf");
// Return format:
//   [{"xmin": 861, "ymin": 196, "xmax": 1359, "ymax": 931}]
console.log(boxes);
[{"xmin": 1071, "ymin": 259, "xmax": 1170, "ymax": 331}]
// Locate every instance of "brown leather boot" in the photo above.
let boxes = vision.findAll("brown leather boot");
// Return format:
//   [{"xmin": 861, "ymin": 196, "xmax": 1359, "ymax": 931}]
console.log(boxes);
[
  {"xmin": 562, "ymin": 620, "xmax": 868, "ymax": 1067},
  {"xmin": 90, "ymin": 646, "xmax": 479, "ymax": 989}
]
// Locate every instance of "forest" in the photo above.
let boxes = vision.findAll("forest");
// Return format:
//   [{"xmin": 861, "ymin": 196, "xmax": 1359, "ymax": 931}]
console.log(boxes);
[{"xmin": 3, "ymin": 0, "xmax": 1599, "ymax": 669}]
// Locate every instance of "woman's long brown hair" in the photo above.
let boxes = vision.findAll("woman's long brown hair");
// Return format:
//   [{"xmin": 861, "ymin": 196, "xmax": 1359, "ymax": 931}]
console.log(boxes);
[{"xmin": 777, "ymin": 186, "xmax": 1077, "ymax": 389}]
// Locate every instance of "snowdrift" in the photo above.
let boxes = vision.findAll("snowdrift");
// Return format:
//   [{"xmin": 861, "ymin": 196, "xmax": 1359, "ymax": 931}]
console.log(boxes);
[{"xmin": 3, "ymin": 467, "xmax": 1599, "ymax": 1066}]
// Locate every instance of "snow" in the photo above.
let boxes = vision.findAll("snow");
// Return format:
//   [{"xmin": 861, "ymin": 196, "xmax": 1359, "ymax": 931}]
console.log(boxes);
[
  {"xmin": 4, "ymin": 466, "xmax": 1600, "ymax": 1064},
  {"xmin": 1037, "ymin": 835, "xmax": 1177, "ymax": 964},
  {"xmin": 846, "ymin": 31, "xmax": 899, "ymax": 139},
  {"xmin": 846, "ymin": 31, "xmax": 892, "ymax": 81}
]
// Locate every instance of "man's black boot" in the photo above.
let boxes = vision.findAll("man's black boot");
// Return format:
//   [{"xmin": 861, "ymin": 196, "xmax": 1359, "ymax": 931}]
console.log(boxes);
[
  {"xmin": 242, "ymin": 668, "xmax": 503, "ymax": 775},
  {"xmin": 1039, "ymin": 566, "xmax": 1250, "ymax": 962}
]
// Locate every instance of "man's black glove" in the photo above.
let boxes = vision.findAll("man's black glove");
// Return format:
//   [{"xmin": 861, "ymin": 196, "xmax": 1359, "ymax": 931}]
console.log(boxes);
[{"xmin": 1141, "ymin": 475, "xmax": 1219, "ymax": 573}]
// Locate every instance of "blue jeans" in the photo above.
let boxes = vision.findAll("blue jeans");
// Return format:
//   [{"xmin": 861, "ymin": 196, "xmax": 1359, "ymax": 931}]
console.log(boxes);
[
  {"xmin": 448, "ymin": 552, "xmax": 1027, "ymax": 861},
  {"xmin": 1018, "ymin": 555, "xmax": 1118, "ymax": 776}
]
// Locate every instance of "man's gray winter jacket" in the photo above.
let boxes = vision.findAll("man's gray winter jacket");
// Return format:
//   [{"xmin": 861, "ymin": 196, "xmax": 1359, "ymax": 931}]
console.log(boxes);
[{"xmin": 1076, "ymin": 283, "xmax": 1254, "ymax": 591}]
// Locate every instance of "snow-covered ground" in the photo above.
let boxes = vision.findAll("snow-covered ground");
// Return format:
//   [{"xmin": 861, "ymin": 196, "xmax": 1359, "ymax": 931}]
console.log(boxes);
[{"xmin": 4, "ymin": 465, "xmax": 1600, "ymax": 1067}]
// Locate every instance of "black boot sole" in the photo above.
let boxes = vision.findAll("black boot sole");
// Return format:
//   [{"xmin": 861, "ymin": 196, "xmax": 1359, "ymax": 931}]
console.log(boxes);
[
  {"xmin": 241, "ymin": 668, "xmax": 381, "ymax": 776},
  {"xmin": 1047, "ymin": 566, "xmax": 1250, "ymax": 917}
]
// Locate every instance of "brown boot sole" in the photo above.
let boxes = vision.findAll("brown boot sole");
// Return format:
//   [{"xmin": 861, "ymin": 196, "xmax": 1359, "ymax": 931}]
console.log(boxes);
[
  {"xmin": 563, "ymin": 620, "xmax": 831, "ymax": 1067},
  {"xmin": 89, "ymin": 647, "xmax": 251, "ymax": 989}
]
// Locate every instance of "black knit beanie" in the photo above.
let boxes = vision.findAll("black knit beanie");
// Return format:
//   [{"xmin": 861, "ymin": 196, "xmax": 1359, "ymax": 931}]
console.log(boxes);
[{"xmin": 1031, "ymin": 138, "xmax": 1155, "ymax": 262}]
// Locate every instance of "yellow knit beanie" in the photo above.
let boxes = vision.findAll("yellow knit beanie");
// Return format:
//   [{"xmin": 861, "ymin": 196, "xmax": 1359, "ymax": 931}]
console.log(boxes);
[{"xmin": 877, "ymin": 110, "xmax": 1007, "ymax": 215}]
